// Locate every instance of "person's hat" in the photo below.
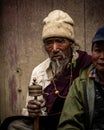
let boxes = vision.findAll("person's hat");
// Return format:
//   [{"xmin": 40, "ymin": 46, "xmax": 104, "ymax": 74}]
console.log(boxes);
[
  {"xmin": 42, "ymin": 10, "xmax": 75, "ymax": 41},
  {"xmin": 92, "ymin": 27, "xmax": 104, "ymax": 43}
]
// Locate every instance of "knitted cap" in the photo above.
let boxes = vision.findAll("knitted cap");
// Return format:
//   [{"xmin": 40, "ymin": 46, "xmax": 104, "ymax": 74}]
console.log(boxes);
[
  {"xmin": 42, "ymin": 10, "xmax": 75, "ymax": 41},
  {"xmin": 92, "ymin": 27, "xmax": 104, "ymax": 43}
]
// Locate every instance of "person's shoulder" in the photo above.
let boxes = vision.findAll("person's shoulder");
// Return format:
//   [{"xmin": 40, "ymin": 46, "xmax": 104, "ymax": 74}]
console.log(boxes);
[
  {"xmin": 79, "ymin": 64, "xmax": 94, "ymax": 79},
  {"xmin": 77, "ymin": 50, "xmax": 91, "ymax": 58},
  {"xmin": 77, "ymin": 50, "xmax": 92, "ymax": 68},
  {"xmin": 72, "ymin": 64, "xmax": 93, "ymax": 87},
  {"xmin": 32, "ymin": 58, "xmax": 51, "ymax": 72}
]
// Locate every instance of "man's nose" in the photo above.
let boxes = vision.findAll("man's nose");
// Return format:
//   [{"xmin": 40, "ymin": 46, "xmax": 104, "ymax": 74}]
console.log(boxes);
[{"xmin": 52, "ymin": 43, "xmax": 59, "ymax": 52}]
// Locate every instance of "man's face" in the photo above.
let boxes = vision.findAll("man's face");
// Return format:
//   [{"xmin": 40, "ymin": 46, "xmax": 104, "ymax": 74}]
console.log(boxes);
[
  {"xmin": 92, "ymin": 42, "xmax": 104, "ymax": 72},
  {"xmin": 44, "ymin": 37, "xmax": 73, "ymax": 61},
  {"xmin": 43, "ymin": 37, "xmax": 73, "ymax": 75}
]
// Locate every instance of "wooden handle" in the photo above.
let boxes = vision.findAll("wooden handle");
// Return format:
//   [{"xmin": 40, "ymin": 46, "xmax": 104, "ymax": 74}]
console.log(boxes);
[{"xmin": 34, "ymin": 117, "xmax": 39, "ymax": 130}]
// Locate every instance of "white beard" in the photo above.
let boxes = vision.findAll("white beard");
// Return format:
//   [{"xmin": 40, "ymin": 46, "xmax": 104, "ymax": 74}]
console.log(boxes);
[
  {"xmin": 50, "ymin": 49, "xmax": 72, "ymax": 76},
  {"xmin": 51, "ymin": 57, "xmax": 70, "ymax": 76}
]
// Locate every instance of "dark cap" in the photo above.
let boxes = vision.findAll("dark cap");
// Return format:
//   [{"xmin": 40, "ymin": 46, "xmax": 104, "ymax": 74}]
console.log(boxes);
[{"xmin": 92, "ymin": 27, "xmax": 104, "ymax": 43}]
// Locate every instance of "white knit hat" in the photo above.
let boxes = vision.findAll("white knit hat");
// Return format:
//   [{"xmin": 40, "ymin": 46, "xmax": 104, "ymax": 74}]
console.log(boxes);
[{"xmin": 42, "ymin": 10, "xmax": 75, "ymax": 41}]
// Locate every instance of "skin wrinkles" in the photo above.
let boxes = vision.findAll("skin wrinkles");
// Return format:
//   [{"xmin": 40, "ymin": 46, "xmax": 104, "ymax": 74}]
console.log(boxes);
[
  {"xmin": 92, "ymin": 43, "xmax": 104, "ymax": 72},
  {"xmin": 92, "ymin": 42, "xmax": 104, "ymax": 84},
  {"xmin": 44, "ymin": 37, "xmax": 73, "ymax": 62},
  {"xmin": 44, "ymin": 37, "xmax": 74, "ymax": 75}
]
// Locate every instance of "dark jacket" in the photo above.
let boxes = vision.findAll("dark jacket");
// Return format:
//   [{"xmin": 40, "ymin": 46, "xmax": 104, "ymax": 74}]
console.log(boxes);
[{"xmin": 58, "ymin": 64, "xmax": 95, "ymax": 130}]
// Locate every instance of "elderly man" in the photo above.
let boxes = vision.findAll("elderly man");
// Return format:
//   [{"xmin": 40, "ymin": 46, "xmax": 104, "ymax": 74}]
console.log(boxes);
[
  {"xmin": 58, "ymin": 27, "xmax": 104, "ymax": 130},
  {"xmin": 0, "ymin": 10, "xmax": 91, "ymax": 130}
]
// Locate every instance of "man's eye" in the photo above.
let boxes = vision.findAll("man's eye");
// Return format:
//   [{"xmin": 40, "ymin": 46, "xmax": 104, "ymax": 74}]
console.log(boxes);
[
  {"xmin": 44, "ymin": 40, "xmax": 53, "ymax": 45},
  {"xmin": 56, "ymin": 39, "xmax": 65, "ymax": 43},
  {"xmin": 95, "ymin": 48, "xmax": 101, "ymax": 52}
]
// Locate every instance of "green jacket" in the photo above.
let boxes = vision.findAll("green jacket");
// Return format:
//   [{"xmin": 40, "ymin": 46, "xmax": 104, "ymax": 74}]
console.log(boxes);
[{"xmin": 58, "ymin": 64, "xmax": 95, "ymax": 130}]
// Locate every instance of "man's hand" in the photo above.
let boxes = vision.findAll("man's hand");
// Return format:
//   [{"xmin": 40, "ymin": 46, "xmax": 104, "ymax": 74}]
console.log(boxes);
[{"xmin": 27, "ymin": 99, "xmax": 46, "ymax": 118}]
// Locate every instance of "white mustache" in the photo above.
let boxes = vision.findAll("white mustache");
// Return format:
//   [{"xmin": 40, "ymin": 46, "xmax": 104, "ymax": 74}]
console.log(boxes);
[{"xmin": 50, "ymin": 51, "xmax": 66, "ymax": 59}]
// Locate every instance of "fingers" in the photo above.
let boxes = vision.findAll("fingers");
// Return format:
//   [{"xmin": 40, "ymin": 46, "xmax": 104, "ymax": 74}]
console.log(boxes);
[
  {"xmin": 28, "ymin": 100, "xmax": 42, "ymax": 108},
  {"xmin": 28, "ymin": 109, "xmax": 42, "ymax": 117},
  {"xmin": 27, "ymin": 99, "xmax": 46, "ymax": 117},
  {"xmin": 40, "ymin": 100, "xmax": 46, "ymax": 108}
]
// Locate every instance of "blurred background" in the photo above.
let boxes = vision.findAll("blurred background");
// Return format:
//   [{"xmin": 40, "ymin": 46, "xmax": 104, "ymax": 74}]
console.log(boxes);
[{"xmin": 0, "ymin": 0, "xmax": 104, "ymax": 123}]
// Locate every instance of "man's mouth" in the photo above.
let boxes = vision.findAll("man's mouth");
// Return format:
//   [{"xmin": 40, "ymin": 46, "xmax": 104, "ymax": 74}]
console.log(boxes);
[
  {"xmin": 51, "ymin": 55, "xmax": 63, "ymax": 60},
  {"xmin": 98, "ymin": 63, "xmax": 104, "ymax": 65}
]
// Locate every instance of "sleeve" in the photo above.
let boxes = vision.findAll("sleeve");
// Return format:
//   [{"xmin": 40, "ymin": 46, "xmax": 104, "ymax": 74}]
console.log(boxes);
[
  {"xmin": 57, "ymin": 78, "xmax": 85, "ymax": 130},
  {"xmin": 21, "ymin": 68, "xmax": 37, "ymax": 116},
  {"xmin": 22, "ymin": 66, "xmax": 48, "ymax": 116}
]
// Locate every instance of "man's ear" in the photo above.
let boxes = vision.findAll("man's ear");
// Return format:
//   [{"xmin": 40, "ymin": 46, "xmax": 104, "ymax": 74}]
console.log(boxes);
[{"xmin": 70, "ymin": 42, "xmax": 75, "ymax": 48}]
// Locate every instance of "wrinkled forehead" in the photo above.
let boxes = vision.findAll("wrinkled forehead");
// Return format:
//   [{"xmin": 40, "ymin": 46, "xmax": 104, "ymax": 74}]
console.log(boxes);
[
  {"xmin": 45, "ymin": 36, "xmax": 67, "ymax": 39},
  {"xmin": 43, "ymin": 37, "xmax": 74, "ymax": 43}
]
